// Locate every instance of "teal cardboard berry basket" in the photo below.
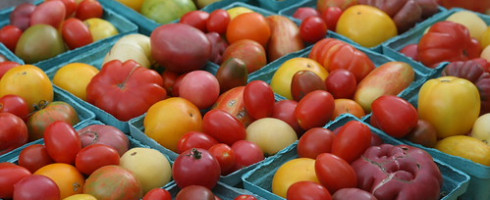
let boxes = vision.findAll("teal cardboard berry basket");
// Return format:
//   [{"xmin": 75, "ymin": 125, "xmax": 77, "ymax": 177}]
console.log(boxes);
[{"xmin": 163, "ymin": 181, "xmax": 266, "ymax": 200}]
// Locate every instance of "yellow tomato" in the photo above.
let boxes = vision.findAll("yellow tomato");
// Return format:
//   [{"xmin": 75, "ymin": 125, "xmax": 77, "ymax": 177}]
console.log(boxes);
[
  {"xmin": 481, "ymin": 45, "xmax": 490, "ymax": 62},
  {"xmin": 145, "ymin": 97, "xmax": 202, "ymax": 152},
  {"xmin": 0, "ymin": 65, "xmax": 53, "ymax": 111},
  {"xmin": 116, "ymin": 0, "xmax": 145, "ymax": 12},
  {"xmin": 246, "ymin": 118, "xmax": 297, "ymax": 155},
  {"xmin": 35, "ymin": 163, "xmax": 85, "ymax": 199},
  {"xmin": 63, "ymin": 194, "xmax": 97, "ymax": 200},
  {"xmin": 418, "ymin": 76, "xmax": 480, "ymax": 139},
  {"xmin": 272, "ymin": 158, "xmax": 319, "ymax": 198},
  {"xmin": 436, "ymin": 135, "xmax": 490, "ymax": 166},
  {"xmin": 227, "ymin": 6, "xmax": 254, "ymax": 19},
  {"xmin": 481, "ymin": 26, "xmax": 490, "ymax": 48},
  {"xmin": 336, "ymin": 5, "xmax": 397, "ymax": 47},
  {"xmin": 83, "ymin": 18, "xmax": 119, "ymax": 41},
  {"xmin": 446, "ymin": 11, "xmax": 487, "ymax": 42},
  {"xmin": 53, "ymin": 63, "xmax": 99, "ymax": 101},
  {"xmin": 271, "ymin": 57, "xmax": 328, "ymax": 100}
]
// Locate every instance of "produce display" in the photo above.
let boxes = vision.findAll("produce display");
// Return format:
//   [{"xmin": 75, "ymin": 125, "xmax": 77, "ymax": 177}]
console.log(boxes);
[{"xmin": 1, "ymin": 0, "xmax": 490, "ymax": 199}]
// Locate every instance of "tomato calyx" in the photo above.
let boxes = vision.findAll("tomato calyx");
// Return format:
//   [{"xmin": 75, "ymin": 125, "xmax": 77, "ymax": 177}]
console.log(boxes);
[
  {"xmin": 33, "ymin": 100, "xmax": 50, "ymax": 111},
  {"xmin": 116, "ymin": 65, "xmax": 139, "ymax": 89},
  {"xmin": 186, "ymin": 148, "xmax": 203, "ymax": 159}
]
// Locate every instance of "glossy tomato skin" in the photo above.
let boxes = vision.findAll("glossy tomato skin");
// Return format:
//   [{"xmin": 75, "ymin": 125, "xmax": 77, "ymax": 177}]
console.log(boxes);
[
  {"xmin": 293, "ymin": 7, "xmax": 320, "ymax": 21},
  {"xmin": 321, "ymin": 6, "xmax": 342, "ymax": 31},
  {"xmin": 177, "ymin": 131, "xmax": 219, "ymax": 153},
  {"xmin": 331, "ymin": 121, "xmax": 372, "ymax": 163},
  {"xmin": 143, "ymin": 188, "xmax": 172, "ymax": 200},
  {"xmin": 78, "ymin": 124, "xmax": 129, "ymax": 156},
  {"xmin": 176, "ymin": 185, "xmax": 215, "ymax": 200},
  {"xmin": 76, "ymin": 0, "xmax": 103, "ymax": 20},
  {"xmin": 297, "ymin": 128, "xmax": 335, "ymax": 159},
  {"xmin": 13, "ymin": 175, "xmax": 60, "ymax": 200},
  {"xmin": 213, "ymin": 86, "xmax": 253, "ymax": 126},
  {"xmin": 180, "ymin": 10, "xmax": 210, "ymax": 32},
  {"xmin": 47, "ymin": 0, "xmax": 77, "ymax": 17},
  {"xmin": 207, "ymin": 9, "xmax": 231, "ymax": 35},
  {"xmin": 234, "ymin": 194, "xmax": 259, "ymax": 200},
  {"xmin": 0, "ymin": 25, "xmax": 23, "ymax": 52},
  {"xmin": 371, "ymin": 95, "xmax": 418, "ymax": 138},
  {"xmin": 30, "ymin": 0, "xmax": 66, "ymax": 28},
  {"xmin": 83, "ymin": 165, "xmax": 142, "ymax": 200},
  {"xmin": 208, "ymin": 143, "xmax": 236, "ymax": 175},
  {"xmin": 27, "ymin": 101, "xmax": 80, "ymax": 141},
  {"xmin": 231, "ymin": 140, "xmax": 265, "ymax": 170},
  {"xmin": 61, "ymin": 18, "xmax": 93, "ymax": 49},
  {"xmin": 0, "ymin": 163, "xmax": 31, "ymax": 199},
  {"xmin": 75, "ymin": 144, "xmax": 120, "ymax": 175},
  {"xmin": 295, "ymin": 90, "xmax": 335, "ymax": 130},
  {"xmin": 44, "ymin": 121, "xmax": 82, "ymax": 164},
  {"xmin": 173, "ymin": 148, "xmax": 221, "ymax": 189},
  {"xmin": 325, "ymin": 69, "xmax": 357, "ymax": 99},
  {"xmin": 272, "ymin": 100, "xmax": 303, "ymax": 135},
  {"xmin": 203, "ymin": 109, "xmax": 247, "ymax": 146},
  {"xmin": 0, "ymin": 61, "xmax": 21, "ymax": 79},
  {"xmin": 18, "ymin": 144, "xmax": 54, "ymax": 173},
  {"xmin": 0, "ymin": 94, "xmax": 30, "ymax": 121},
  {"xmin": 0, "ymin": 112, "xmax": 28, "ymax": 155},
  {"xmin": 315, "ymin": 153, "xmax": 357, "ymax": 193},
  {"xmin": 300, "ymin": 16, "xmax": 328, "ymax": 43},
  {"xmin": 287, "ymin": 181, "xmax": 332, "ymax": 200},
  {"xmin": 10, "ymin": 3, "xmax": 36, "ymax": 31},
  {"xmin": 243, "ymin": 80, "xmax": 275, "ymax": 119}
]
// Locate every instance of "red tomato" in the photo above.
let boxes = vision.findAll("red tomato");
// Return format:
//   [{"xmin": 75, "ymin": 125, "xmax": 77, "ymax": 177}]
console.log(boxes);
[
  {"xmin": 176, "ymin": 185, "xmax": 215, "ymax": 200},
  {"xmin": 18, "ymin": 144, "xmax": 54, "ymax": 173},
  {"xmin": 178, "ymin": 70, "xmax": 220, "ymax": 109},
  {"xmin": 295, "ymin": 90, "xmax": 335, "ymax": 130},
  {"xmin": 300, "ymin": 16, "xmax": 327, "ymax": 43},
  {"xmin": 75, "ymin": 144, "xmax": 120, "ymax": 175},
  {"xmin": 48, "ymin": 0, "xmax": 77, "ymax": 17},
  {"xmin": 143, "ymin": 188, "xmax": 172, "ymax": 200},
  {"xmin": 75, "ymin": 0, "xmax": 103, "ymax": 20},
  {"xmin": 287, "ymin": 181, "xmax": 332, "ymax": 200},
  {"xmin": 44, "ymin": 121, "xmax": 82, "ymax": 164},
  {"xmin": 173, "ymin": 148, "xmax": 221, "ymax": 189},
  {"xmin": 203, "ymin": 109, "xmax": 247, "ymax": 146},
  {"xmin": 325, "ymin": 69, "xmax": 357, "ymax": 99},
  {"xmin": 371, "ymin": 95, "xmax": 418, "ymax": 138},
  {"xmin": 400, "ymin": 44, "xmax": 419, "ymax": 61},
  {"xmin": 78, "ymin": 124, "xmax": 130, "ymax": 156},
  {"xmin": 243, "ymin": 80, "xmax": 275, "ymax": 119},
  {"xmin": 208, "ymin": 143, "xmax": 236, "ymax": 175},
  {"xmin": 293, "ymin": 7, "xmax": 320, "ymax": 21},
  {"xmin": 0, "ymin": 94, "xmax": 30, "ymax": 120},
  {"xmin": 320, "ymin": 7, "xmax": 342, "ymax": 31},
  {"xmin": 9, "ymin": 3, "xmax": 36, "ymax": 31},
  {"xmin": 178, "ymin": 131, "xmax": 219, "ymax": 153},
  {"xmin": 234, "ymin": 194, "xmax": 259, "ymax": 200},
  {"xmin": 0, "ymin": 112, "xmax": 28, "ymax": 155},
  {"xmin": 0, "ymin": 25, "xmax": 22, "ymax": 52},
  {"xmin": 161, "ymin": 70, "xmax": 180, "ymax": 97},
  {"xmin": 13, "ymin": 175, "xmax": 60, "ymax": 200},
  {"xmin": 315, "ymin": 153, "xmax": 357, "ymax": 193},
  {"xmin": 30, "ymin": 0, "xmax": 66, "ymax": 28},
  {"xmin": 272, "ymin": 100, "xmax": 303, "ymax": 135},
  {"xmin": 331, "ymin": 121, "xmax": 372, "ymax": 163},
  {"xmin": 231, "ymin": 140, "xmax": 264, "ymax": 170},
  {"xmin": 0, "ymin": 61, "xmax": 21, "ymax": 79},
  {"xmin": 213, "ymin": 86, "xmax": 253, "ymax": 126},
  {"xmin": 0, "ymin": 163, "xmax": 31, "ymax": 199},
  {"xmin": 61, "ymin": 18, "xmax": 93, "ymax": 49},
  {"xmin": 207, "ymin": 9, "xmax": 230, "ymax": 35},
  {"xmin": 180, "ymin": 10, "xmax": 210, "ymax": 33},
  {"xmin": 297, "ymin": 128, "xmax": 335, "ymax": 159}
]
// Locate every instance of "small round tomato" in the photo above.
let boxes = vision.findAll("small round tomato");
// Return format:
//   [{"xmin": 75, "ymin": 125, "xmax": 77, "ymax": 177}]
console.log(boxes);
[
  {"xmin": 272, "ymin": 100, "xmax": 302, "ymax": 135},
  {"xmin": 372, "ymin": 95, "xmax": 418, "ymax": 138},
  {"xmin": 176, "ymin": 185, "xmax": 215, "ymax": 200},
  {"xmin": 320, "ymin": 6, "xmax": 342, "ymax": 31},
  {"xmin": 298, "ymin": 128, "xmax": 335, "ymax": 159},
  {"xmin": 75, "ymin": 0, "xmax": 103, "ymax": 20},
  {"xmin": 0, "ymin": 25, "xmax": 23, "ymax": 52},
  {"xmin": 207, "ymin": 9, "xmax": 231, "ymax": 35},
  {"xmin": 30, "ymin": 0, "xmax": 66, "ymax": 28},
  {"xmin": 287, "ymin": 181, "xmax": 332, "ymax": 200},
  {"xmin": 325, "ymin": 69, "xmax": 357, "ymax": 99},
  {"xmin": 331, "ymin": 121, "xmax": 372, "ymax": 163},
  {"xmin": 208, "ymin": 143, "xmax": 236, "ymax": 175},
  {"xmin": 44, "ymin": 121, "xmax": 82, "ymax": 164},
  {"xmin": 315, "ymin": 153, "xmax": 357, "ymax": 193},
  {"xmin": 0, "ymin": 112, "xmax": 28, "ymax": 155},
  {"xmin": 0, "ymin": 61, "xmax": 21, "ymax": 79},
  {"xmin": 18, "ymin": 144, "xmax": 54, "ymax": 173},
  {"xmin": 180, "ymin": 10, "xmax": 210, "ymax": 33},
  {"xmin": 173, "ymin": 148, "xmax": 221, "ymax": 189},
  {"xmin": 62, "ymin": 18, "xmax": 93, "ymax": 49},
  {"xmin": 13, "ymin": 175, "xmax": 60, "ymax": 200},
  {"xmin": 234, "ymin": 194, "xmax": 258, "ymax": 200},
  {"xmin": 178, "ymin": 131, "xmax": 219, "ymax": 153},
  {"xmin": 0, "ymin": 163, "xmax": 31, "ymax": 199},
  {"xmin": 0, "ymin": 94, "xmax": 30, "ymax": 120},
  {"xmin": 143, "ymin": 188, "xmax": 172, "ymax": 200},
  {"xmin": 300, "ymin": 16, "xmax": 327, "ymax": 43},
  {"xmin": 295, "ymin": 90, "xmax": 335, "ymax": 130},
  {"xmin": 75, "ymin": 144, "xmax": 120, "ymax": 175},
  {"xmin": 231, "ymin": 140, "xmax": 264, "ymax": 170},
  {"xmin": 243, "ymin": 80, "xmax": 275, "ymax": 119},
  {"xmin": 203, "ymin": 109, "xmax": 247, "ymax": 146}
]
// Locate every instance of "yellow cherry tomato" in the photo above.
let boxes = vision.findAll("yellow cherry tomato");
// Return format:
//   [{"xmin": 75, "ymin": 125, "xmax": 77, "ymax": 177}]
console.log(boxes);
[
  {"xmin": 272, "ymin": 157, "xmax": 319, "ymax": 198},
  {"xmin": 53, "ymin": 63, "xmax": 99, "ymax": 101}
]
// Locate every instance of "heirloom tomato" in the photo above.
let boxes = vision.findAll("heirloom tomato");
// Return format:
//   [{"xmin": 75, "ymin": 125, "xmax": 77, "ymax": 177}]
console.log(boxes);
[
  {"xmin": 13, "ymin": 175, "xmax": 60, "ymax": 200},
  {"xmin": 207, "ymin": 9, "xmax": 230, "ymax": 35},
  {"xmin": 213, "ymin": 86, "xmax": 253, "ymax": 126},
  {"xmin": 234, "ymin": 194, "xmax": 258, "ymax": 200},
  {"xmin": 298, "ymin": 128, "xmax": 335, "ymax": 159},
  {"xmin": 34, "ymin": 163, "xmax": 85, "ymax": 199},
  {"xmin": 203, "ymin": 109, "xmax": 246, "ymax": 146},
  {"xmin": 272, "ymin": 100, "xmax": 302, "ymax": 135},
  {"xmin": 76, "ymin": 0, "xmax": 103, "ymax": 20},
  {"xmin": 226, "ymin": 12, "xmax": 271, "ymax": 47},
  {"xmin": 295, "ymin": 90, "xmax": 335, "ymax": 130},
  {"xmin": 0, "ymin": 163, "xmax": 31, "ymax": 199},
  {"xmin": 61, "ymin": 18, "xmax": 93, "ymax": 49},
  {"xmin": 27, "ymin": 101, "xmax": 80, "ymax": 141},
  {"xmin": 75, "ymin": 144, "xmax": 120, "ymax": 175},
  {"xmin": 243, "ymin": 80, "xmax": 275, "ymax": 119},
  {"xmin": 78, "ymin": 124, "xmax": 129, "ymax": 156},
  {"xmin": 180, "ymin": 10, "xmax": 210, "ymax": 32},
  {"xmin": 18, "ymin": 144, "xmax": 54, "ymax": 173},
  {"xmin": 371, "ymin": 95, "xmax": 418, "ymax": 138},
  {"xmin": 53, "ymin": 63, "xmax": 99, "ymax": 101},
  {"xmin": 272, "ymin": 158, "xmax": 319, "ymax": 198},
  {"xmin": 300, "ymin": 16, "xmax": 328, "ymax": 43},
  {"xmin": 0, "ymin": 94, "xmax": 29, "ymax": 120},
  {"xmin": 83, "ymin": 165, "xmax": 143, "ymax": 200},
  {"xmin": 173, "ymin": 148, "xmax": 221, "ymax": 189},
  {"xmin": 0, "ymin": 112, "xmax": 28, "ymax": 155},
  {"xmin": 315, "ymin": 153, "xmax": 357, "ymax": 193},
  {"xmin": 331, "ymin": 121, "xmax": 372, "ymax": 163},
  {"xmin": 231, "ymin": 140, "xmax": 265, "ymax": 170}
]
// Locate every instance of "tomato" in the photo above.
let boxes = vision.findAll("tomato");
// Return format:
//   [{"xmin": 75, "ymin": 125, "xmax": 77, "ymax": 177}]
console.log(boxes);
[
  {"xmin": 83, "ymin": 18, "xmax": 119, "ymax": 41},
  {"xmin": 300, "ymin": 16, "xmax": 327, "ymax": 43},
  {"xmin": 0, "ymin": 61, "xmax": 21, "ymax": 79},
  {"xmin": 27, "ymin": 101, "xmax": 80, "ymax": 141},
  {"xmin": 30, "ymin": 0, "xmax": 66, "ymax": 28},
  {"xmin": 143, "ymin": 188, "xmax": 172, "ymax": 200},
  {"xmin": 178, "ymin": 131, "xmax": 219, "ymax": 153},
  {"xmin": 0, "ymin": 163, "xmax": 31, "ymax": 199},
  {"xmin": 400, "ymin": 44, "xmax": 419, "ymax": 61},
  {"xmin": 287, "ymin": 181, "xmax": 332, "ymax": 200},
  {"xmin": 18, "ymin": 144, "xmax": 54, "ymax": 173},
  {"xmin": 315, "ymin": 153, "xmax": 357, "ymax": 193},
  {"xmin": 203, "ymin": 109, "xmax": 247, "ymax": 146},
  {"xmin": 405, "ymin": 119, "xmax": 438, "ymax": 148},
  {"xmin": 295, "ymin": 90, "xmax": 335, "ymax": 130},
  {"xmin": 180, "ymin": 10, "xmax": 210, "ymax": 33},
  {"xmin": 435, "ymin": 135, "xmax": 490, "ymax": 166},
  {"xmin": 84, "ymin": 165, "xmax": 143, "ymax": 200},
  {"xmin": 34, "ymin": 163, "xmax": 84, "ymax": 199},
  {"xmin": 10, "ymin": 3, "xmax": 36, "ymax": 31},
  {"xmin": 243, "ymin": 80, "xmax": 275, "ymax": 119},
  {"xmin": 272, "ymin": 100, "xmax": 302, "ymax": 135},
  {"xmin": 231, "ymin": 140, "xmax": 264, "ymax": 170},
  {"xmin": 293, "ymin": 7, "xmax": 320, "ymax": 21},
  {"xmin": 371, "ymin": 95, "xmax": 418, "ymax": 138},
  {"xmin": 272, "ymin": 158, "xmax": 319, "ymax": 198},
  {"xmin": 173, "ymin": 148, "xmax": 221, "ymax": 189},
  {"xmin": 13, "ymin": 175, "xmax": 60, "ymax": 200},
  {"xmin": 291, "ymin": 70, "xmax": 327, "ymax": 101},
  {"xmin": 176, "ymin": 185, "xmax": 215, "ymax": 200},
  {"xmin": 234, "ymin": 194, "xmax": 258, "ymax": 200},
  {"xmin": 0, "ymin": 94, "xmax": 29, "ymax": 120},
  {"xmin": 226, "ymin": 12, "xmax": 271, "ymax": 47},
  {"xmin": 213, "ymin": 86, "xmax": 253, "ymax": 126},
  {"xmin": 78, "ymin": 124, "xmax": 129, "ymax": 156},
  {"xmin": 48, "ymin": 0, "xmax": 78, "ymax": 17},
  {"xmin": 178, "ymin": 70, "xmax": 220, "ymax": 110},
  {"xmin": 331, "ymin": 99, "xmax": 365, "ymax": 120},
  {"xmin": 62, "ymin": 18, "xmax": 93, "ymax": 49},
  {"xmin": 325, "ymin": 69, "xmax": 357, "ymax": 99},
  {"xmin": 331, "ymin": 121, "xmax": 372, "ymax": 163},
  {"xmin": 0, "ymin": 25, "xmax": 23, "ymax": 52},
  {"xmin": 321, "ymin": 6, "xmax": 342, "ymax": 31},
  {"xmin": 207, "ymin": 9, "xmax": 230, "ymax": 35},
  {"xmin": 44, "ymin": 121, "xmax": 82, "ymax": 164},
  {"xmin": 75, "ymin": 144, "xmax": 120, "ymax": 175},
  {"xmin": 53, "ymin": 63, "xmax": 99, "ymax": 101},
  {"xmin": 208, "ymin": 143, "xmax": 236, "ymax": 175},
  {"xmin": 332, "ymin": 188, "xmax": 378, "ymax": 200},
  {"xmin": 76, "ymin": 0, "xmax": 103, "ymax": 20},
  {"xmin": 298, "ymin": 128, "xmax": 335, "ymax": 159},
  {"xmin": 0, "ymin": 112, "xmax": 28, "ymax": 155}
]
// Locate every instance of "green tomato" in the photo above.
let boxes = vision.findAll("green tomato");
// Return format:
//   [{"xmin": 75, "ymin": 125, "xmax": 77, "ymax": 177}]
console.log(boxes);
[
  {"xmin": 141, "ymin": 0, "xmax": 196, "ymax": 24},
  {"xmin": 15, "ymin": 24, "xmax": 66, "ymax": 64}
]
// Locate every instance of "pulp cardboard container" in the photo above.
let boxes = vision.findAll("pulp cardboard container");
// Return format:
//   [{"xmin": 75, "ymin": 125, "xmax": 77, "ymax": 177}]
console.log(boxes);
[
  {"xmin": 164, "ymin": 181, "xmax": 266, "ymax": 200},
  {"xmin": 242, "ymin": 114, "xmax": 470, "ymax": 200},
  {"xmin": 0, "ymin": 0, "xmax": 137, "ymax": 70}
]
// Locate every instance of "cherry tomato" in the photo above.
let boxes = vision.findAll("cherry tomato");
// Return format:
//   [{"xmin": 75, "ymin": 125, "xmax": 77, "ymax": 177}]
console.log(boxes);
[
  {"xmin": 0, "ymin": 25, "xmax": 23, "ymax": 52},
  {"xmin": 176, "ymin": 185, "xmax": 215, "ymax": 200},
  {"xmin": 62, "ymin": 18, "xmax": 93, "ymax": 49},
  {"xmin": 75, "ymin": 0, "xmax": 103, "ymax": 20},
  {"xmin": 234, "ymin": 194, "xmax": 259, "ymax": 200},
  {"xmin": 315, "ymin": 153, "xmax": 357, "ymax": 193},
  {"xmin": 44, "ymin": 121, "xmax": 82, "ymax": 164},
  {"xmin": 18, "ymin": 144, "xmax": 54, "ymax": 173},
  {"xmin": 207, "ymin": 9, "xmax": 231, "ymax": 35},
  {"xmin": 371, "ymin": 95, "xmax": 418, "ymax": 138},
  {"xmin": 300, "ymin": 16, "xmax": 327, "ymax": 43},
  {"xmin": 173, "ymin": 148, "xmax": 221, "ymax": 189},
  {"xmin": 180, "ymin": 10, "xmax": 210, "ymax": 33},
  {"xmin": 295, "ymin": 90, "xmax": 335, "ymax": 130},
  {"xmin": 13, "ymin": 175, "xmax": 60, "ymax": 200},
  {"xmin": 208, "ymin": 143, "xmax": 236, "ymax": 175},
  {"xmin": 325, "ymin": 69, "xmax": 357, "ymax": 99},
  {"xmin": 0, "ymin": 61, "xmax": 21, "ymax": 79},
  {"xmin": 75, "ymin": 144, "xmax": 120, "ymax": 175},
  {"xmin": 243, "ymin": 80, "xmax": 275, "ymax": 119},
  {"xmin": 272, "ymin": 100, "xmax": 303, "ymax": 135},
  {"xmin": 0, "ymin": 112, "xmax": 28, "ymax": 156},
  {"xmin": 48, "ymin": 0, "xmax": 77, "ymax": 17},
  {"xmin": 231, "ymin": 140, "xmax": 264, "ymax": 170},
  {"xmin": 0, "ymin": 163, "xmax": 31, "ymax": 199},
  {"xmin": 331, "ymin": 121, "xmax": 372, "ymax": 163},
  {"xmin": 143, "ymin": 188, "xmax": 172, "ymax": 200},
  {"xmin": 298, "ymin": 128, "xmax": 335, "ymax": 159},
  {"xmin": 287, "ymin": 181, "xmax": 332, "ymax": 200},
  {"xmin": 320, "ymin": 7, "xmax": 342, "ymax": 31},
  {"xmin": 203, "ymin": 109, "xmax": 247, "ymax": 146},
  {"xmin": 0, "ymin": 94, "xmax": 30, "ymax": 120},
  {"xmin": 177, "ymin": 131, "xmax": 219, "ymax": 153}
]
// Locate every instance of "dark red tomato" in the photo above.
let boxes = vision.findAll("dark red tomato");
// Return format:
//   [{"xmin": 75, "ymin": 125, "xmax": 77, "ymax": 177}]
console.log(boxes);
[
  {"xmin": 272, "ymin": 100, "xmax": 303, "ymax": 135},
  {"xmin": 177, "ymin": 131, "xmax": 219, "ymax": 153},
  {"xmin": 293, "ymin": 7, "xmax": 320, "ymax": 21},
  {"xmin": 44, "ymin": 121, "xmax": 82, "ymax": 164},
  {"xmin": 400, "ymin": 44, "xmax": 419, "ymax": 61},
  {"xmin": 30, "ymin": 0, "xmax": 66, "ymax": 28},
  {"xmin": 291, "ymin": 70, "xmax": 326, "ymax": 101},
  {"xmin": 0, "ymin": 94, "xmax": 30, "ymax": 120},
  {"xmin": 13, "ymin": 175, "xmax": 60, "ymax": 200},
  {"xmin": 173, "ymin": 148, "xmax": 221, "ymax": 189},
  {"xmin": 143, "ymin": 188, "xmax": 172, "ymax": 200},
  {"xmin": 297, "ymin": 128, "xmax": 335, "ymax": 159},
  {"xmin": 0, "ymin": 61, "xmax": 21, "ymax": 79},
  {"xmin": 161, "ymin": 70, "xmax": 180, "ymax": 96},
  {"xmin": 331, "ymin": 121, "xmax": 372, "ymax": 163},
  {"xmin": 325, "ymin": 69, "xmax": 357, "ymax": 99},
  {"xmin": 62, "ymin": 18, "xmax": 93, "ymax": 49},
  {"xmin": 9, "ymin": 3, "xmax": 36, "ymax": 31},
  {"xmin": 300, "ymin": 16, "xmax": 327, "ymax": 43},
  {"xmin": 208, "ymin": 143, "xmax": 236, "ymax": 175},
  {"xmin": 320, "ymin": 6, "xmax": 342, "ymax": 31},
  {"xmin": 180, "ymin": 10, "xmax": 210, "ymax": 33},
  {"xmin": 0, "ymin": 163, "xmax": 31, "ymax": 199},
  {"xmin": 371, "ymin": 95, "xmax": 418, "ymax": 138},
  {"xmin": 176, "ymin": 185, "xmax": 215, "ymax": 200},
  {"xmin": 287, "ymin": 181, "xmax": 332, "ymax": 200},
  {"xmin": 75, "ymin": 144, "xmax": 120, "ymax": 175},
  {"xmin": 243, "ymin": 80, "xmax": 275, "ymax": 119},
  {"xmin": 0, "ymin": 25, "xmax": 22, "ymax": 52},
  {"xmin": 75, "ymin": 0, "xmax": 103, "ymax": 20},
  {"xmin": 0, "ymin": 112, "xmax": 28, "ymax": 156},
  {"xmin": 315, "ymin": 153, "xmax": 357, "ymax": 193},
  {"xmin": 332, "ymin": 188, "xmax": 378, "ymax": 200},
  {"xmin": 231, "ymin": 140, "xmax": 264, "ymax": 170},
  {"xmin": 234, "ymin": 194, "xmax": 259, "ymax": 200},
  {"xmin": 48, "ymin": 0, "xmax": 77, "ymax": 17},
  {"xmin": 18, "ymin": 144, "xmax": 54, "ymax": 173},
  {"xmin": 295, "ymin": 90, "xmax": 335, "ymax": 130},
  {"xmin": 207, "ymin": 9, "xmax": 230, "ymax": 35},
  {"xmin": 203, "ymin": 109, "xmax": 247, "ymax": 146}
]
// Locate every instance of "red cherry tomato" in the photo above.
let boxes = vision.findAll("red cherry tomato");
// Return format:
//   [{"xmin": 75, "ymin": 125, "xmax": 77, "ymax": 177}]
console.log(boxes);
[
  {"xmin": 18, "ymin": 144, "xmax": 54, "ymax": 173},
  {"xmin": 208, "ymin": 143, "xmax": 236, "ymax": 175},
  {"xmin": 207, "ymin": 9, "xmax": 230, "ymax": 35},
  {"xmin": 0, "ymin": 25, "xmax": 23, "ymax": 52},
  {"xmin": 295, "ymin": 90, "xmax": 335, "ymax": 130},
  {"xmin": 243, "ymin": 80, "xmax": 275, "ymax": 119},
  {"xmin": 44, "ymin": 121, "xmax": 82, "ymax": 164},
  {"xmin": 180, "ymin": 10, "xmax": 210, "ymax": 33},
  {"xmin": 0, "ymin": 61, "xmax": 21, "ymax": 79},
  {"xmin": 75, "ymin": 144, "xmax": 120, "ymax": 175},
  {"xmin": 300, "ymin": 16, "xmax": 327, "ymax": 43},
  {"xmin": 272, "ymin": 100, "xmax": 303, "ymax": 135},
  {"xmin": 61, "ymin": 17, "xmax": 93, "ymax": 49},
  {"xmin": 75, "ymin": 0, "xmax": 103, "ymax": 20},
  {"xmin": 287, "ymin": 181, "xmax": 332, "ymax": 200},
  {"xmin": 331, "ymin": 121, "xmax": 372, "ymax": 163},
  {"xmin": 371, "ymin": 95, "xmax": 418, "ymax": 138},
  {"xmin": 320, "ymin": 6, "xmax": 342, "ymax": 31},
  {"xmin": 231, "ymin": 140, "xmax": 264, "ymax": 170},
  {"xmin": 177, "ymin": 131, "xmax": 219, "ymax": 153},
  {"xmin": 0, "ymin": 94, "xmax": 30, "ymax": 120},
  {"xmin": 0, "ymin": 163, "xmax": 31, "ymax": 199},
  {"xmin": 0, "ymin": 112, "xmax": 28, "ymax": 156},
  {"xmin": 203, "ymin": 109, "xmax": 247, "ymax": 146},
  {"xmin": 173, "ymin": 148, "xmax": 221, "ymax": 189},
  {"xmin": 234, "ymin": 194, "xmax": 259, "ymax": 200},
  {"xmin": 13, "ymin": 175, "xmax": 60, "ymax": 200},
  {"xmin": 143, "ymin": 188, "xmax": 172, "ymax": 200},
  {"xmin": 325, "ymin": 69, "xmax": 357, "ymax": 99},
  {"xmin": 315, "ymin": 153, "xmax": 357, "ymax": 193},
  {"xmin": 297, "ymin": 128, "xmax": 335, "ymax": 159}
]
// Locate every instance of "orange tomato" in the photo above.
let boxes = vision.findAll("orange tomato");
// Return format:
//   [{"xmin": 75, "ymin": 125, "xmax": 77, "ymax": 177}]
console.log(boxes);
[
  {"xmin": 332, "ymin": 99, "xmax": 365, "ymax": 120},
  {"xmin": 226, "ymin": 12, "xmax": 271, "ymax": 47},
  {"xmin": 34, "ymin": 163, "xmax": 85, "ymax": 199}
]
